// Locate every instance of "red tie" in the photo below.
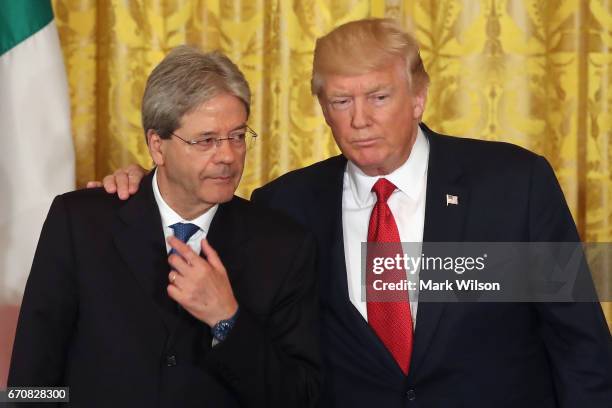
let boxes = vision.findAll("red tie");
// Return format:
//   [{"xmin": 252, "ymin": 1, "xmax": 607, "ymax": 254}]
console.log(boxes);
[{"xmin": 366, "ymin": 178, "xmax": 413, "ymax": 375}]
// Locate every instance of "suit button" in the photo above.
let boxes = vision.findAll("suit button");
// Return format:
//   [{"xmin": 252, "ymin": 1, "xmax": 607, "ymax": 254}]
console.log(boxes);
[
  {"xmin": 166, "ymin": 354, "xmax": 177, "ymax": 367},
  {"xmin": 405, "ymin": 389, "xmax": 416, "ymax": 401}
]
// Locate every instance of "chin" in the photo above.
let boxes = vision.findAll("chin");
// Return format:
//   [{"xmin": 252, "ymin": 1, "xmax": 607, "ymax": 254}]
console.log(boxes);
[
  {"xmin": 198, "ymin": 183, "xmax": 235, "ymax": 205},
  {"xmin": 207, "ymin": 191, "xmax": 235, "ymax": 205},
  {"xmin": 351, "ymin": 154, "xmax": 388, "ymax": 173}
]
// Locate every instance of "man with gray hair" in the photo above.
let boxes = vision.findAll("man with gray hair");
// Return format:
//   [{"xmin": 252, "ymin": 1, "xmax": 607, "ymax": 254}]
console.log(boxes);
[{"xmin": 9, "ymin": 45, "xmax": 320, "ymax": 407}]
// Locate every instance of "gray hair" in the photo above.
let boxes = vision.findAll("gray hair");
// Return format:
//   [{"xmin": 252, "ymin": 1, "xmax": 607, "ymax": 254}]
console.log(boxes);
[{"xmin": 142, "ymin": 45, "xmax": 251, "ymax": 142}]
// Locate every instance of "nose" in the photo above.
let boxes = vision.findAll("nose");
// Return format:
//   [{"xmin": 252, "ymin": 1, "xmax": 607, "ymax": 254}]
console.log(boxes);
[
  {"xmin": 211, "ymin": 139, "xmax": 237, "ymax": 164},
  {"xmin": 351, "ymin": 98, "xmax": 371, "ymax": 129}
]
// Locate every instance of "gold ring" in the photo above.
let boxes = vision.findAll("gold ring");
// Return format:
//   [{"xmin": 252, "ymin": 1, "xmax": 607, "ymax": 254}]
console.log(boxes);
[{"xmin": 170, "ymin": 273, "xmax": 176, "ymax": 283}]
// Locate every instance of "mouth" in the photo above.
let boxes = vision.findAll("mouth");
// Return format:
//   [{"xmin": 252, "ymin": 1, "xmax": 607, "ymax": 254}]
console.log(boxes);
[
  {"xmin": 205, "ymin": 174, "xmax": 235, "ymax": 184},
  {"xmin": 211, "ymin": 176, "xmax": 232, "ymax": 181},
  {"xmin": 351, "ymin": 138, "xmax": 379, "ymax": 148}
]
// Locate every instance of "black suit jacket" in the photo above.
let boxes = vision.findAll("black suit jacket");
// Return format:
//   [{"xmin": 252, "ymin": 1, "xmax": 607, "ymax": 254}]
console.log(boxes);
[
  {"xmin": 251, "ymin": 124, "xmax": 612, "ymax": 407},
  {"xmin": 9, "ymin": 172, "xmax": 320, "ymax": 407}
]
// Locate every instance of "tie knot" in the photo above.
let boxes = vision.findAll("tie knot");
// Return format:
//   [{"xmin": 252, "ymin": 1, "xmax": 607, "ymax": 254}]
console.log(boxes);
[
  {"xmin": 372, "ymin": 178, "xmax": 396, "ymax": 203},
  {"xmin": 169, "ymin": 222, "xmax": 200, "ymax": 243}
]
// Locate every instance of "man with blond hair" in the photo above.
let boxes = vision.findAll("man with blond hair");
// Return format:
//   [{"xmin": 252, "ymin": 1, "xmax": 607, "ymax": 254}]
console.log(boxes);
[
  {"xmin": 10, "ymin": 46, "xmax": 320, "ymax": 407},
  {"xmin": 97, "ymin": 19, "xmax": 612, "ymax": 407}
]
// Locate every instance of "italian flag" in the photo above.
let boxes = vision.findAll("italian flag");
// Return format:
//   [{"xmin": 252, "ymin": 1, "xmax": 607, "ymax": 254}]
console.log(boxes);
[{"xmin": 0, "ymin": 1, "xmax": 74, "ymax": 303}]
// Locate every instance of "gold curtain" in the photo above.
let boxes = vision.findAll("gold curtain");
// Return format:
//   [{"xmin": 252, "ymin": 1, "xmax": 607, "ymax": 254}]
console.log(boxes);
[{"xmin": 51, "ymin": 0, "xmax": 611, "ymax": 327}]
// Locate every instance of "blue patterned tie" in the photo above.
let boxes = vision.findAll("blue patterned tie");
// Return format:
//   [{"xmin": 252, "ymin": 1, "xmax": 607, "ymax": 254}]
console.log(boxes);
[{"xmin": 169, "ymin": 222, "xmax": 200, "ymax": 254}]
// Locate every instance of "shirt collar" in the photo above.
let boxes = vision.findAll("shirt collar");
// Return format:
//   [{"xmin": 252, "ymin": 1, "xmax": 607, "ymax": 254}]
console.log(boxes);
[
  {"xmin": 346, "ymin": 126, "xmax": 429, "ymax": 207},
  {"xmin": 152, "ymin": 169, "xmax": 218, "ymax": 233}
]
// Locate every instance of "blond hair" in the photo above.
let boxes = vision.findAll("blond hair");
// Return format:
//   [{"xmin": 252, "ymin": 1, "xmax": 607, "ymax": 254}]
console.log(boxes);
[
  {"xmin": 311, "ymin": 18, "xmax": 429, "ymax": 95},
  {"xmin": 142, "ymin": 45, "xmax": 250, "ymax": 142}
]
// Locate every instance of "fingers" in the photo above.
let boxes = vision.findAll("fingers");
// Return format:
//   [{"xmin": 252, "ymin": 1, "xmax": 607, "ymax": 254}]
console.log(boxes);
[
  {"xmin": 101, "ymin": 164, "xmax": 146, "ymax": 200},
  {"xmin": 167, "ymin": 252, "xmax": 192, "ymax": 280},
  {"xmin": 201, "ymin": 240, "xmax": 225, "ymax": 273},
  {"xmin": 102, "ymin": 174, "xmax": 118, "ymax": 194},
  {"xmin": 167, "ymin": 239, "xmax": 236, "ymax": 326},
  {"xmin": 167, "ymin": 236, "xmax": 200, "ymax": 268},
  {"xmin": 125, "ymin": 164, "xmax": 146, "ymax": 194},
  {"xmin": 167, "ymin": 283, "xmax": 182, "ymax": 303},
  {"xmin": 168, "ymin": 270, "xmax": 185, "ymax": 289},
  {"xmin": 97, "ymin": 164, "xmax": 148, "ymax": 200},
  {"xmin": 114, "ymin": 170, "xmax": 131, "ymax": 200},
  {"xmin": 86, "ymin": 181, "xmax": 103, "ymax": 188},
  {"xmin": 127, "ymin": 175, "xmax": 139, "ymax": 194}
]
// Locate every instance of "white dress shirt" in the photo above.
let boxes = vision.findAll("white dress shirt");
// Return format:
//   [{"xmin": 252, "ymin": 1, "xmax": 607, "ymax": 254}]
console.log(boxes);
[
  {"xmin": 342, "ymin": 127, "xmax": 429, "ymax": 327},
  {"xmin": 152, "ymin": 169, "xmax": 218, "ymax": 254}
]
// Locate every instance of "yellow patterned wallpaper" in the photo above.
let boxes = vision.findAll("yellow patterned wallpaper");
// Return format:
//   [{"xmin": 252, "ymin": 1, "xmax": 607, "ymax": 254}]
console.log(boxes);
[{"xmin": 51, "ymin": 0, "xmax": 610, "ymax": 325}]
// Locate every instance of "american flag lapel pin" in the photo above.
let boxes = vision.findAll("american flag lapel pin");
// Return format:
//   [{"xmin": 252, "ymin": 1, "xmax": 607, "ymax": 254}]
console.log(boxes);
[{"xmin": 446, "ymin": 194, "xmax": 459, "ymax": 206}]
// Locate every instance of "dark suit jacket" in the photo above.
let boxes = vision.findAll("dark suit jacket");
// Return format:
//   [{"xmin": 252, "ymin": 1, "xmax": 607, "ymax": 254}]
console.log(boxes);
[
  {"xmin": 251, "ymin": 124, "xmax": 612, "ymax": 407},
  {"xmin": 9, "ymin": 172, "xmax": 320, "ymax": 407}
]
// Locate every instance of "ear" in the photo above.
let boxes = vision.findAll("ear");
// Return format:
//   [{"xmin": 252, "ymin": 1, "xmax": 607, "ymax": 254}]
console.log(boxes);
[
  {"xmin": 147, "ymin": 129, "xmax": 165, "ymax": 167},
  {"xmin": 412, "ymin": 87, "xmax": 428, "ymax": 120}
]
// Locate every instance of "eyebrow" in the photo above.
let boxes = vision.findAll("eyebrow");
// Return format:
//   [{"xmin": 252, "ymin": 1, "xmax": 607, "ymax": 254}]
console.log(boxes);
[
  {"xmin": 197, "ymin": 123, "xmax": 248, "ymax": 137},
  {"xmin": 327, "ymin": 84, "xmax": 392, "ymax": 98},
  {"xmin": 327, "ymin": 91, "xmax": 352, "ymax": 98},
  {"xmin": 365, "ymin": 84, "xmax": 392, "ymax": 94}
]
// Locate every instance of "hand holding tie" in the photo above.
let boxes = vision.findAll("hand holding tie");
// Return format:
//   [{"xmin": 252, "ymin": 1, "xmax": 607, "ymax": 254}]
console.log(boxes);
[{"xmin": 167, "ymin": 236, "xmax": 238, "ymax": 327}]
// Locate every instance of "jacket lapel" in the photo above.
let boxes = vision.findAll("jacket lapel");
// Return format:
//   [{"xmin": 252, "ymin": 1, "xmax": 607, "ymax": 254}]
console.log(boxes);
[
  {"xmin": 313, "ymin": 156, "xmax": 404, "ymax": 378},
  {"xmin": 408, "ymin": 124, "xmax": 470, "ymax": 377},
  {"xmin": 112, "ymin": 171, "xmax": 178, "ymax": 334},
  {"xmin": 206, "ymin": 197, "xmax": 247, "ymax": 289},
  {"xmin": 311, "ymin": 156, "xmax": 350, "ymax": 304}
]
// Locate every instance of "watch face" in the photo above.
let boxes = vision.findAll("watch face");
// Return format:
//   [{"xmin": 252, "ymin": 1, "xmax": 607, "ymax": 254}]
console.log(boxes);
[
  {"xmin": 213, "ymin": 320, "xmax": 233, "ymax": 341},
  {"xmin": 212, "ymin": 309, "xmax": 239, "ymax": 342}
]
